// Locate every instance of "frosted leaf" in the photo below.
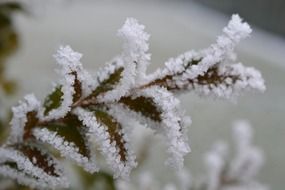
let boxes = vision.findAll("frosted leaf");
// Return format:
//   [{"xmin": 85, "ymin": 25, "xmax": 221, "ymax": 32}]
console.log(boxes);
[
  {"xmin": 119, "ymin": 95, "xmax": 162, "ymax": 122},
  {"xmin": 108, "ymin": 103, "xmax": 160, "ymax": 133},
  {"xmin": 118, "ymin": 17, "xmax": 151, "ymax": 83},
  {"xmin": 8, "ymin": 94, "xmax": 40, "ymax": 144},
  {"xmin": 95, "ymin": 57, "xmax": 124, "ymax": 85},
  {"xmin": 54, "ymin": 46, "xmax": 96, "ymax": 95},
  {"xmin": 0, "ymin": 147, "xmax": 68, "ymax": 189},
  {"xmin": 74, "ymin": 107, "xmax": 137, "ymax": 179},
  {"xmin": 98, "ymin": 18, "xmax": 150, "ymax": 102},
  {"xmin": 43, "ymin": 85, "xmax": 64, "ymax": 116},
  {"xmin": 134, "ymin": 86, "xmax": 191, "ymax": 170},
  {"xmin": 111, "ymin": 90, "xmax": 190, "ymax": 168},
  {"xmin": 112, "ymin": 86, "xmax": 191, "ymax": 170},
  {"xmin": 90, "ymin": 59, "xmax": 124, "ymax": 99},
  {"xmin": 43, "ymin": 46, "xmax": 95, "ymax": 120},
  {"xmin": 179, "ymin": 63, "xmax": 266, "ymax": 99},
  {"xmin": 33, "ymin": 126, "xmax": 99, "ymax": 173}
]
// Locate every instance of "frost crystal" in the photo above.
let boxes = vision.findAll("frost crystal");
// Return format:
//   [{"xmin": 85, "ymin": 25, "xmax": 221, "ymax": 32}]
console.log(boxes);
[{"xmin": 43, "ymin": 45, "xmax": 95, "ymax": 120}]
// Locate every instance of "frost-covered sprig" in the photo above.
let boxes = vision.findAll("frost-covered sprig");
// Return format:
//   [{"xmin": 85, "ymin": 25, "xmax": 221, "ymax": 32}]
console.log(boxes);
[
  {"xmin": 145, "ymin": 14, "xmax": 264, "ymax": 99},
  {"xmin": 201, "ymin": 120, "xmax": 268, "ymax": 190},
  {"xmin": 116, "ymin": 121, "xmax": 268, "ymax": 190},
  {"xmin": 98, "ymin": 17, "xmax": 150, "ymax": 102},
  {"xmin": 133, "ymin": 86, "xmax": 191, "ymax": 170},
  {"xmin": 8, "ymin": 94, "xmax": 40, "ymax": 144},
  {"xmin": 0, "ymin": 145, "xmax": 68, "ymax": 189},
  {"xmin": 0, "ymin": 15, "xmax": 265, "ymax": 189}
]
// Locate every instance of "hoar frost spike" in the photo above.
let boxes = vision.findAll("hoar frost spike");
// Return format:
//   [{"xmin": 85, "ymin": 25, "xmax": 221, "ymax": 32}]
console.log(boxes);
[{"xmin": 0, "ymin": 14, "xmax": 265, "ymax": 189}]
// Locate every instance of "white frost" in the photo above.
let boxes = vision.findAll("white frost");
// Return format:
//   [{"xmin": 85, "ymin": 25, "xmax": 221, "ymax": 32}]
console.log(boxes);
[
  {"xmin": 135, "ymin": 86, "xmax": 191, "ymax": 170},
  {"xmin": 33, "ymin": 127, "xmax": 99, "ymax": 173},
  {"xmin": 98, "ymin": 18, "xmax": 151, "ymax": 102},
  {"xmin": 73, "ymin": 107, "xmax": 137, "ymax": 179},
  {"xmin": 8, "ymin": 94, "xmax": 40, "ymax": 144},
  {"xmin": 0, "ymin": 147, "xmax": 69, "ymax": 189}
]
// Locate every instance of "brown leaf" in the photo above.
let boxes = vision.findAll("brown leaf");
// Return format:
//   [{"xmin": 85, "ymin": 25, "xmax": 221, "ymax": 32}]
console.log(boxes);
[
  {"xmin": 23, "ymin": 111, "xmax": 38, "ymax": 141},
  {"xmin": 71, "ymin": 72, "xmax": 82, "ymax": 103},
  {"xmin": 119, "ymin": 96, "xmax": 162, "ymax": 122},
  {"xmin": 19, "ymin": 145, "xmax": 59, "ymax": 177},
  {"xmin": 94, "ymin": 110, "xmax": 127, "ymax": 162}
]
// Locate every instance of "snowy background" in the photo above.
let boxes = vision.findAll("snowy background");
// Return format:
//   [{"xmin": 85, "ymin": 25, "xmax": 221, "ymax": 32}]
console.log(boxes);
[{"xmin": 3, "ymin": 0, "xmax": 285, "ymax": 189}]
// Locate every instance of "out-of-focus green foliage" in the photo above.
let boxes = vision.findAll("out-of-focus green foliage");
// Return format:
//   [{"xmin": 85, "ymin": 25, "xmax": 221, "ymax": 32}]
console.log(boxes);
[
  {"xmin": 78, "ymin": 167, "xmax": 116, "ymax": 190},
  {"xmin": 0, "ymin": 3, "xmax": 26, "ymax": 188},
  {"xmin": 0, "ymin": 2, "xmax": 24, "ymax": 95}
]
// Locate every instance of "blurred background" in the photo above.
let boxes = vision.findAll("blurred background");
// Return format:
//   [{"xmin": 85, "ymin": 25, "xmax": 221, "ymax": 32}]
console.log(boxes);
[{"xmin": 0, "ymin": 0, "xmax": 284, "ymax": 189}]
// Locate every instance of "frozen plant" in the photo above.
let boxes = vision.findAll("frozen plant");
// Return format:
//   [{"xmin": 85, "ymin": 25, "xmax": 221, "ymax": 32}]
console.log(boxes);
[
  {"xmin": 0, "ymin": 15, "xmax": 265, "ymax": 189},
  {"xmin": 200, "ymin": 120, "xmax": 268, "ymax": 190},
  {"xmin": 116, "ymin": 121, "xmax": 268, "ymax": 190}
]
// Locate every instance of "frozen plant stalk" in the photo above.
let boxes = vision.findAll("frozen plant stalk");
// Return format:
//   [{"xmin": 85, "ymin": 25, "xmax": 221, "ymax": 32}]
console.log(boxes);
[{"xmin": 0, "ymin": 15, "xmax": 265, "ymax": 189}]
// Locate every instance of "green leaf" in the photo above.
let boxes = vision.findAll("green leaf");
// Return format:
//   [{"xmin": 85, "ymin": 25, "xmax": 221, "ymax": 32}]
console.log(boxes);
[
  {"xmin": 0, "ymin": 2, "xmax": 24, "ymax": 13},
  {"xmin": 77, "ymin": 167, "xmax": 115, "ymax": 190},
  {"xmin": 2, "ymin": 161, "xmax": 18, "ymax": 170},
  {"xmin": 44, "ymin": 114, "xmax": 90, "ymax": 157},
  {"xmin": 94, "ymin": 110, "xmax": 127, "ymax": 162},
  {"xmin": 43, "ymin": 86, "xmax": 63, "ymax": 116},
  {"xmin": 89, "ymin": 67, "xmax": 124, "ymax": 98},
  {"xmin": 119, "ymin": 96, "xmax": 162, "ymax": 122},
  {"xmin": 1, "ymin": 79, "xmax": 17, "ymax": 95}
]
